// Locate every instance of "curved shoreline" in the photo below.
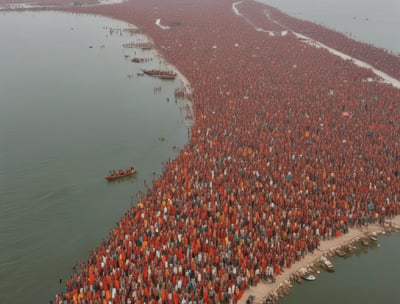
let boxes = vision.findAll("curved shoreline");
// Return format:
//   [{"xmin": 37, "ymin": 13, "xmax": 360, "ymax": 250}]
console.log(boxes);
[
  {"xmin": 239, "ymin": 217, "xmax": 400, "ymax": 303},
  {"xmin": 3, "ymin": 1, "xmax": 400, "ymax": 303},
  {"xmin": 54, "ymin": 1, "xmax": 400, "ymax": 302}
]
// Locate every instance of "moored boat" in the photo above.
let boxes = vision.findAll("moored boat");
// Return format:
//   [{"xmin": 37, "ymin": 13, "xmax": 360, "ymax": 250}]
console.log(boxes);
[
  {"xmin": 105, "ymin": 166, "xmax": 136, "ymax": 180},
  {"xmin": 370, "ymin": 232, "xmax": 378, "ymax": 242},
  {"xmin": 301, "ymin": 273, "xmax": 316, "ymax": 281},
  {"xmin": 370, "ymin": 235, "xmax": 378, "ymax": 242},
  {"xmin": 141, "ymin": 68, "xmax": 177, "ymax": 79},
  {"xmin": 320, "ymin": 256, "xmax": 334, "ymax": 272},
  {"xmin": 335, "ymin": 248, "xmax": 346, "ymax": 257}
]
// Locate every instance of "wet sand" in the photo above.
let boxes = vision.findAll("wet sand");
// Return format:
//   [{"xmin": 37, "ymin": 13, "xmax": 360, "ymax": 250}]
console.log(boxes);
[{"xmin": 3, "ymin": 0, "xmax": 400, "ymax": 303}]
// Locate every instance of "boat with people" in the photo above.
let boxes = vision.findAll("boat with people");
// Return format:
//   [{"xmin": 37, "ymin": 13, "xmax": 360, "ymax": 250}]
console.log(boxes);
[
  {"xmin": 141, "ymin": 68, "xmax": 177, "ymax": 80},
  {"xmin": 105, "ymin": 166, "xmax": 136, "ymax": 180}
]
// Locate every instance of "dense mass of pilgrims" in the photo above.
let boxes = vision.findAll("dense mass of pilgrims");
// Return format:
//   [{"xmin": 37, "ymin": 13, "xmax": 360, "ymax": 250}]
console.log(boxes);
[{"xmin": 50, "ymin": 0, "xmax": 400, "ymax": 303}]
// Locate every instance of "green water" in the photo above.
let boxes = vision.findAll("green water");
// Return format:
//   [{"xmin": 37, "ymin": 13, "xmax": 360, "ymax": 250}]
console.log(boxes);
[
  {"xmin": 279, "ymin": 233, "xmax": 400, "ymax": 304},
  {"xmin": 0, "ymin": 11, "xmax": 191, "ymax": 303},
  {"xmin": 257, "ymin": 0, "xmax": 400, "ymax": 54}
]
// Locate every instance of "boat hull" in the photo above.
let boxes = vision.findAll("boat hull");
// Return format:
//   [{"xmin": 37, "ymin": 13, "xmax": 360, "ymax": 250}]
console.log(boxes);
[
  {"xmin": 105, "ymin": 169, "xmax": 136, "ymax": 180},
  {"xmin": 141, "ymin": 69, "xmax": 177, "ymax": 80},
  {"xmin": 301, "ymin": 274, "xmax": 316, "ymax": 281}
]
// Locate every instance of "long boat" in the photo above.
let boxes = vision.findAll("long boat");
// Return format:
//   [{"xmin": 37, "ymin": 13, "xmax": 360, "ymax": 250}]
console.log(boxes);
[
  {"xmin": 105, "ymin": 167, "xmax": 136, "ymax": 180},
  {"xmin": 141, "ymin": 69, "xmax": 177, "ymax": 80}
]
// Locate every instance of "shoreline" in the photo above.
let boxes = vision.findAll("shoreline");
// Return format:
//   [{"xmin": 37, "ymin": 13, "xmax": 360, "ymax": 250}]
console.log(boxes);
[
  {"xmin": 3, "ymin": 1, "xmax": 400, "ymax": 303},
  {"xmin": 53, "ymin": 1, "xmax": 400, "ymax": 302},
  {"xmin": 239, "ymin": 217, "xmax": 400, "ymax": 303},
  {"xmin": 234, "ymin": 1, "xmax": 400, "ymax": 89}
]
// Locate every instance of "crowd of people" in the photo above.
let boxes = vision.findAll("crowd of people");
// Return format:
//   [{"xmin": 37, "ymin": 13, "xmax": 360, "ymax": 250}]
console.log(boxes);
[
  {"xmin": 266, "ymin": 4, "xmax": 400, "ymax": 80},
  {"xmin": 55, "ymin": 0, "xmax": 400, "ymax": 303}
]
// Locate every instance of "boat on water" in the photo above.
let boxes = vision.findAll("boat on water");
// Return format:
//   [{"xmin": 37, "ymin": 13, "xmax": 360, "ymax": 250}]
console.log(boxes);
[
  {"xmin": 361, "ymin": 239, "xmax": 369, "ymax": 246},
  {"xmin": 335, "ymin": 248, "xmax": 346, "ymax": 257},
  {"xmin": 301, "ymin": 273, "xmax": 316, "ymax": 281},
  {"xmin": 370, "ymin": 232, "xmax": 378, "ymax": 242},
  {"xmin": 105, "ymin": 166, "xmax": 136, "ymax": 180},
  {"xmin": 141, "ymin": 69, "xmax": 177, "ymax": 80},
  {"xmin": 320, "ymin": 256, "xmax": 334, "ymax": 272}
]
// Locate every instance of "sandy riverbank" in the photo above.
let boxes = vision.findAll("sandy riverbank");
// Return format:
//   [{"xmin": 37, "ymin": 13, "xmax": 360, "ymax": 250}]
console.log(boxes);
[
  {"xmin": 7, "ymin": 1, "xmax": 398, "ymax": 303},
  {"xmin": 239, "ymin": 216, "xmax": 400, "ymax": 304}
]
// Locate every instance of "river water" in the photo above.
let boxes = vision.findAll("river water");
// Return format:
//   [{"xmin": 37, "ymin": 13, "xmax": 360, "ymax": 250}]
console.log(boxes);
[
  {"xmin": 1, "ymin": 3, "xmax": 399, "ymax": 304},
  {"xmin": 0, "ymin": 11, "xmax": 191, "ymax": 303},
  {"xmin": 279, "ymin": 233, "xmax": 400, "ymax": 304},
  {"xmin": 256, "ymin": 1, "xmax": 400, "ymax": 303},
  {"xmin": 257, "ymin": 0, "xmax": 400, "ymax": 54}
]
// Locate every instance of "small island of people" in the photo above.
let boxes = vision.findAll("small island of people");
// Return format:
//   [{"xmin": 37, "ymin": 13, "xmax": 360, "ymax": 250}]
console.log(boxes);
[{"xmin": 5, "ymin": 0, "xmax": 398, "ymax": 303}]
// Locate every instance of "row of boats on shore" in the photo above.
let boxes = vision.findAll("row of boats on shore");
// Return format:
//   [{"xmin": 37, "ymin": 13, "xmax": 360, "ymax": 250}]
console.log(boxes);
[
  {"xmin": 298, "ymin": 234, "xmax": 379, "ymax": 283},
  {"xmin": 335, "ymin": 233, "xmax": 378, "ymax": 257}
]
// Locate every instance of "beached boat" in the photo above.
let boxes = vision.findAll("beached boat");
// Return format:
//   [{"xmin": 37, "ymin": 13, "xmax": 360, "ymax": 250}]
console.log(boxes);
[
  {"xmin": 105, "ymin": 166, "xmax": 136, "ymax": 180},
  {"xmin": 141, "ymin": 69, "xmax": 177, "ymax": 80},
  {"xmin": 370, "ymin": 232, "xmax": 378, "ymax": 242},
  {"xmin": 335, "ymin": 248, "xmax": 346, "ymax": 257},
  {"xmin": 320, "ymin": 256, "xmax": 334, "ymax": 272},
  {"xmin": 301, "ymin": 273, "xmax": 316, "ymax": 281}
]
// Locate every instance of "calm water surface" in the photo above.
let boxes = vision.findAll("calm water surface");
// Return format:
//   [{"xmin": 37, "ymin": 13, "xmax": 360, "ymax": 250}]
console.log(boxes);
[
  {"xmin": 279, "ymin": 233, "xmax": 400, "ymax": 304},
  {"xmin": 0, "ymin": 11, "xmax": 191, "ymax": 303},
  {"xmin": 257, "ymin": 0, "xmax": 400, "ymax": 54}
]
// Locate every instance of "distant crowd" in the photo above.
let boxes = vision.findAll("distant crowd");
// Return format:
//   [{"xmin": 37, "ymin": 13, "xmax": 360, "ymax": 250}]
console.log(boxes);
[{"xmin": 56, "ymin": 0, "xmax": 400, "ymax": 303}]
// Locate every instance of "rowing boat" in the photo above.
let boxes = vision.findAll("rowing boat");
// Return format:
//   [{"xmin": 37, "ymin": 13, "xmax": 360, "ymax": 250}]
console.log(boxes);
[
  {"xmin": 105, "ymin": 167, "xmax": 136, "ymax": 180},
  {"xmin": 141, "ymin": 69, "xmax": 177, "ymax": 79}
]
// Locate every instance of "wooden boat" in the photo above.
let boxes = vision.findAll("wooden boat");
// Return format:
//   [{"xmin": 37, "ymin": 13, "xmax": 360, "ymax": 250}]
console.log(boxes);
[
  {"xmin": 131, "ymin": 57, "xmax": 141, "ymax": 63},
  {"xmin": 361, "ymin": 239, "xmax": 369, "ymax": 246},
  {"xmin": 370, "ymin": 232, "xmax": 378, "ymax": 242},
  {"xmin": 141, "ymin": 69, "xmax": 177, "ymax": 80},
  {"xmin": 105, "ymin": 166, "xmax": 136, "ymax": 180},
  {"xmin": 301, "ymin": 273, "xmax": 316, "ymax": 281},
  {"xmin": 320, "ymin": 256, "xmax": 334, "ymax": 272},
  {"xmin": 174, "ymin": 87, "xmax": 185, "ymax": 98},
  {"xmin": 335, "ymin": 248, "xmax": 346, "ymax": 257}
]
